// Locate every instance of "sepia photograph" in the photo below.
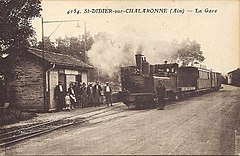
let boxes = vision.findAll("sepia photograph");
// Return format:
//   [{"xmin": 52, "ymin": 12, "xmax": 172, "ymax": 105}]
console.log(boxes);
[{"xmin": 0, "ymin": 0, "xmax": 240, "ymax": 155}]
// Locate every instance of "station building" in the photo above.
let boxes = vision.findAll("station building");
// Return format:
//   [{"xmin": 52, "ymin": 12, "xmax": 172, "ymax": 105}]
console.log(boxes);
[
  {"xmin": 9, "ymin": 48, "xmax": 93, "ymax": 112},
  {"xmin": 227, "ymin": 68, "xmax": 240, "ymax": 87}
]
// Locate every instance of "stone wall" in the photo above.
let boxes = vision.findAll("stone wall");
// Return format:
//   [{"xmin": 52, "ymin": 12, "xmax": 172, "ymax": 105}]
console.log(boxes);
[{"xmin": 9, "ymin": 56, "xmax": 44, "ymax": 111}]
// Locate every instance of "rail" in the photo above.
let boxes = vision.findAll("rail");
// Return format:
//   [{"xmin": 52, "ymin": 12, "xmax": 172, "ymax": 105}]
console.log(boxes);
[{"xmin": 0, "ymin": 105, "xmax": 124, "ymax": 148}]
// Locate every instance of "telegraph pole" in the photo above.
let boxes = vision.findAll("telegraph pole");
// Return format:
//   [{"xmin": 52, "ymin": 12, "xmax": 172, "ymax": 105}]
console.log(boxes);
[
  {"xmin": 41, "ymin": 17, "xmax": 79, "ymax": 111},
  {"xmin": 84, "ymin": 21, "xmax": 87, "ymax": 61},
  {"xmin": 41, "ymin": 17, "xmax": 47, "ymax": 111}
]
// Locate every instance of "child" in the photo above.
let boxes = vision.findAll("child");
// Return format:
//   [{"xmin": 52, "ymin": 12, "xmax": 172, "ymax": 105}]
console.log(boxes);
[{"xmin": 65, "ymin": 92, "xmax": 71, "ymax": 111}]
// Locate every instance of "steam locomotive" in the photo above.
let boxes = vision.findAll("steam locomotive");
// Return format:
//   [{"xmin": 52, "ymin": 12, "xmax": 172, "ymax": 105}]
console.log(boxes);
[{"xmin": 119, "ymin": 54, "xmax": 221, "ymax": 109}]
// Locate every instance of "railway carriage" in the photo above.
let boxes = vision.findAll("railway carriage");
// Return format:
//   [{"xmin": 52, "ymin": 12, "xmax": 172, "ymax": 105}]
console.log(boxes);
[
  {"xmin": 211, "ymin": 72, "xmax": 221, "ymax": 90},
  {"xmin": 119, "ymin": 54, "xmax": 222, "ymax": 109}
]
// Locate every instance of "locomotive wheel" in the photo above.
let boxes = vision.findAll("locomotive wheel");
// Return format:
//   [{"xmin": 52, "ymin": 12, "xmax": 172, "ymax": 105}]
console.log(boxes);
[
  {"xmin": 153, "ymin": 104, "xmax": 157, "ymax": 108},
  {"xmin": 148, "ymin": 103, "xmax": 156, "ymax": 109},
  {"xmin": 175, "ymin": 93, "xmax": 185, "ymax": 101},
  {"xmin": 135, "ymin": 103, "xmax": 141, "ymax": 109},
  {"xmin": 134, "ymin": 101, "xmax": 155, "ymax": 109},
  {"xmin": 135, "ymin": 103, "xmax": 146, "ymax": 109},
  {"xmin": 149, "ymin": 99, "xmax": 157, "ymax": 108},
  {"xmin": 142, "ymin": 103, "xmax": 147, "ymax": 109},
  {"xmin": 175, "ymin": 95, "xmax": 180, "ymax": 101}
]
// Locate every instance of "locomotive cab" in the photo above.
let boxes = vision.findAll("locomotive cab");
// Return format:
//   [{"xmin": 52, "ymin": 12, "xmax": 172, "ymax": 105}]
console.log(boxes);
[{"xmin": 152, "ymin": 63, "xmax": 178, "ymax": 97}]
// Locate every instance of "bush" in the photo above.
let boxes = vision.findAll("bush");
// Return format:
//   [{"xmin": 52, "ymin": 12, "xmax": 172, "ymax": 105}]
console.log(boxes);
[{"xmin": 0, "ymin": 108, "xmax": 37, "ymax": 126}]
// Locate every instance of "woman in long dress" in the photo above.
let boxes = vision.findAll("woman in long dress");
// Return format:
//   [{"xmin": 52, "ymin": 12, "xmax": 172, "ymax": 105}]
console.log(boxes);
[{"xmin": 81, "ymin": 83, "xmax": 88, "ymax": 108}]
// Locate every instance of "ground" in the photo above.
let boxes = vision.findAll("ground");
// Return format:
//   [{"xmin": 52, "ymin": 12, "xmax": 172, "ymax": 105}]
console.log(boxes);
[{"xmin": 2, "ymin": 84, "xmax": 240, "ymax": 155}]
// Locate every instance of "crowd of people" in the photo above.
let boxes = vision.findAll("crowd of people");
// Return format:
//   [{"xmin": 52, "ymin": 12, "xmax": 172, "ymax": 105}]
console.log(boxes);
[{"xmin": 55, "ymin": 81, "xmax": 113, "ymax": 111}]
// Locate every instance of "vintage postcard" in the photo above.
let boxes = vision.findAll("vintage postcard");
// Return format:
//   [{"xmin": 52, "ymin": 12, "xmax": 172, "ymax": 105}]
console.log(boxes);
[{"xmin": 0, "ymin": 0, "xmax": 239, "ymax": 155}]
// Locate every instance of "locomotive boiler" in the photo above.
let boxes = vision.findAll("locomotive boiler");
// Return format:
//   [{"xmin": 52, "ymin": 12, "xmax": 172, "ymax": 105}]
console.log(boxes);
[{"xmin": 119, "ymin": 54, "xmax": 221, "ymax": 109}]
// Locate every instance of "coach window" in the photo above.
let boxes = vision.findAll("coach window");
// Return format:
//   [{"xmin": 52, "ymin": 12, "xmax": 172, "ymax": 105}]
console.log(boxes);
[
  {"xmin": 199, "ymin": 71, "xmax": 202, "ymax": 78},
  {"xmin": 205, "ymin": 72, "xmax": 208, "ymax": 79},
  {"xmin": 200, "ymin": 71, "xmax": 209, "ymax": 79}
]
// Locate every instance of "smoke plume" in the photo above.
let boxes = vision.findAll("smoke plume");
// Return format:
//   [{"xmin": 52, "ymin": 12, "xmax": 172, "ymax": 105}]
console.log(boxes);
[{"xmin": 88, "ymin": 31, "xmax": 179, "ymax": 77}]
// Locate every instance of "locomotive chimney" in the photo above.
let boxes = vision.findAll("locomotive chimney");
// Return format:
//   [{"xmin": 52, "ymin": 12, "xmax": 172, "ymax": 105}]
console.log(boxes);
[
  {"xmin": 135, "ymin": 54, "xmax": 143, "ymax": 74},
  {"xmin": 150, "ymin": 65, "xmax": 155, "ymax": 75}
]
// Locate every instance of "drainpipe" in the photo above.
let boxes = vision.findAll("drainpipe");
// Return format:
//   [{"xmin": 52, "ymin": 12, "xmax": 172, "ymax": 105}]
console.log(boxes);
[
  {"xmin": 46, "ymin": 63, "xmax": 56, "ymax": 74},
  {"xmin": 44, "ymin": 63, "xmax": 56, "ymax": 111}
]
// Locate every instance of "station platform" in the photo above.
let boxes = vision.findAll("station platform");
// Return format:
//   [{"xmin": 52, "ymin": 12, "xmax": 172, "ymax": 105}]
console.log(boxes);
[{"xmin": 2, "ymin": 102, "xmax": 124, "ymax": 130}]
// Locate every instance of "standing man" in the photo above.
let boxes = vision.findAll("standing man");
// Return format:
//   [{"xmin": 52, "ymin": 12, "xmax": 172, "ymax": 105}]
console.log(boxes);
[
  {"xmin": 156, "ymin": 80, "xmax": 166, "ymax": 110},
  {"xmin": 104, "ymin": 82, "xmax": 112, "ymax": 106},
  {"xmin": 55, "ymin": 81, "xmax": 64, "ymax": 111},
  {"xmin": 81, "ymin": 82, "xmax": 88, "ymax": 108},
  {"xmin": 93, "ymin": 81, "xmax": 102, "ymax": 107},
  {"xmin": 73, "ymin": 82, "xmax": 81, "ymax": 107},
  {"xmin": 87, "ymin": 83, "xmax": 94, "ymax": 106}
]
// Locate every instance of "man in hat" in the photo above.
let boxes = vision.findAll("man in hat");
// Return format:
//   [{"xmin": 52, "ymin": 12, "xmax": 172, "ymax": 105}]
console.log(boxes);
[
  {"xmin": 104, "ymin": 82, "xmax": 112, "ymax": 106},
  {"xmin": 156, "ymin": 80, "xmax": 166, "ymax": 110},
  {"xmin": 55, "ymin": 81, "xmax": 64, "ymax": 111},
  {"xmin": 87, "ymin": 83, "xmax": 94, "ymax": 106},
  {"xmin": 93, "ymin": 81, "xmax": 102, "ymax": 107},
  {"xmin": 81, "ymin": 82, "xmax": 88, "ymax": 108},
  {"xmin": 73, "ymin": 82, "xmax": 81, "ymax": 107}
]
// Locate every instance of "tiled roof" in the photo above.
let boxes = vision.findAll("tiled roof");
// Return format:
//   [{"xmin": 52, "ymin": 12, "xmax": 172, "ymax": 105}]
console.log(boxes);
[
  {"xmin": 228, "ymin": 68, "xmax": 240, "ymax": 74},
  {"xmin": 28, "ymin": 48, "xmax": 93, "ymax": 69}
]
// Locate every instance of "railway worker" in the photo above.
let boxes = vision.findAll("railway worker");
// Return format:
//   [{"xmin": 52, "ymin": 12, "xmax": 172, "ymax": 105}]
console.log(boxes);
[
  {"xmin": 68, "ymin": 83, "xmax": 76, "ymax": 110},
  {"xmin": 104, "ymin": 82, "xmax": 112, "ymax": 106},
  {"xmin": 81, "ymin": 82, "xmax": 88, "ymax": 108},
  {"xmin": 93, "ymin": 81, "xmax": 102, "ymax": 107},
  {"xmin": 156, "ymin": 80, "xmax": 166, "ymax": 110},
  {"xmin": 55, "ymin": 81, "xmax": 65, "ymax": 111}
]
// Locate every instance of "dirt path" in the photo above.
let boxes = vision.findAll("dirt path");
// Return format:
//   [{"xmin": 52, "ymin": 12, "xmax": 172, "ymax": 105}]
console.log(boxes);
[{"xmin": 3, "ymin": 85, "xmax": 240, "ymax": 155}]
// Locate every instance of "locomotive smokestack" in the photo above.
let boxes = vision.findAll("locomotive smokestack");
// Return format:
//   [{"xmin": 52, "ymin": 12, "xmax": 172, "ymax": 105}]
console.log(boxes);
[{"xmin": 135, "ymin": 54, "xmax": 143, "ymax": 74}]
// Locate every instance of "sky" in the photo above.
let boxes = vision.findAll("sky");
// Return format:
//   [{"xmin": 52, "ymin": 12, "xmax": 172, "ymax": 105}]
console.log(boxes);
[{"xmin": 32, "ymin": 0, "xmax": 240, "ymax": 75}]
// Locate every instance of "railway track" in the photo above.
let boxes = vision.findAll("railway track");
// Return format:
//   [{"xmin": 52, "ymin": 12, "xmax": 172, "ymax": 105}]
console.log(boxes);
[
  {"xmin": 0, "ymin": 105, "xmax": 124, "ymax": 148},
  {"xmin": 0, "ymin": 119, "xmax": 78, "ymax": 148}
]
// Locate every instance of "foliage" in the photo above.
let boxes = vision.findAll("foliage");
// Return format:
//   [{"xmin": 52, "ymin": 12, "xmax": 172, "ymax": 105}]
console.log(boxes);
[
  {"xmin": 0, "ymin": 108, "xmax": 37, "ymax": 126},
  {"xmin": 0, "ymin": 0, "xmax": 42, "ymax": 80},
  {"xmin": 33, "ymin": 33, "xmax": 94, "ymax": 62},
  {"xmin": 56, "ymin": 33, "xmax": 94, "ymax": 61},
  {"xmin": 0, "ymin": 0, "xmax": 42, "ymax": 56},
  {"xmin": 39, "ymin": 37, "xmax": 57, "ymax": 52},
  {"xmin": 171, "ymin": 38, "xmax": 205, "ymax": 66}
]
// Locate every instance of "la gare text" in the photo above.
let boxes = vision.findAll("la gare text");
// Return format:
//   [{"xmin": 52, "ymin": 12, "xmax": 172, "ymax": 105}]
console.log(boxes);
[{"xmin": 66, "ymin": 8, "xmax": 218, "ymax": 14}]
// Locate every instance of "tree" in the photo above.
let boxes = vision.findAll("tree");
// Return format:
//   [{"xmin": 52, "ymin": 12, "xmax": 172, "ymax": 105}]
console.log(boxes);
[
  {"xmin": 0, "ymin": 0, "xmax": 42, "ymax": 79},
  {"xmin": 32, "ymin": 33, "xmax": 94, "ymax": 62},
  {"xmin": 0, "ymin": 0, "xmax": 42, "ymax": 56},
  {"xmin": 37, "ymin": 37, "xmax": 57, "ymax": 52},
  {"xmin": 49, "ymin": 33, "xmax": 94, "ymax": 62},
  {"xmin": 172, "ymin": 38, "xmax": 205, "ymax": 66}
]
